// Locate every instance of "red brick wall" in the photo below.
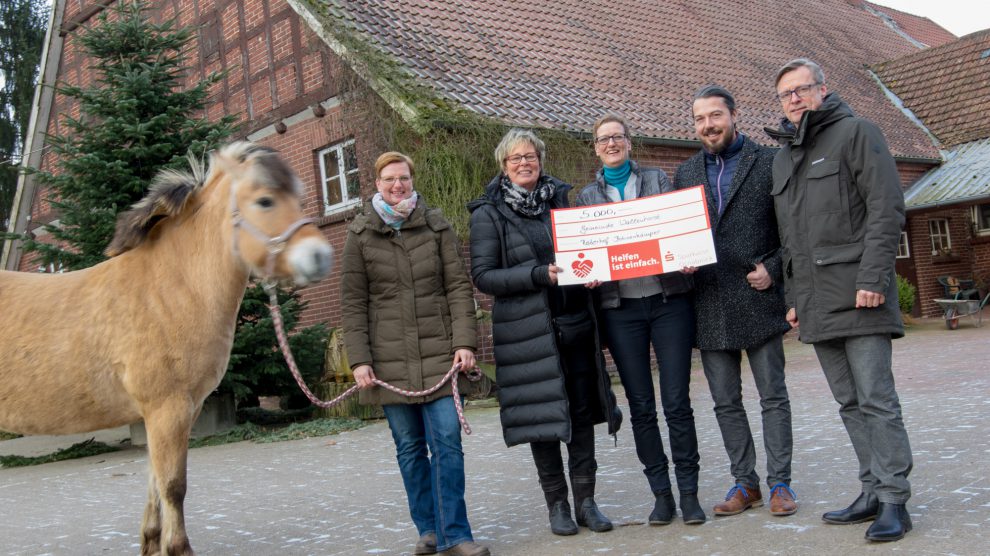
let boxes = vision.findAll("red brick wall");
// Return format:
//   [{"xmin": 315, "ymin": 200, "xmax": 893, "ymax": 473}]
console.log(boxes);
[
  {"xmin": 27, "ymin": 0, "xmax": 338, "ymax": 244},
  {"xmin": 29, "ymin": 0, "xmax": 978, "ymax": 360},
  {"xmin": 907, "ymin": 205, "xmax": 988, "ymax": 317},
  {"xmin": 895, "ymin": 161, "xmax": 934, "ymax": 189}
]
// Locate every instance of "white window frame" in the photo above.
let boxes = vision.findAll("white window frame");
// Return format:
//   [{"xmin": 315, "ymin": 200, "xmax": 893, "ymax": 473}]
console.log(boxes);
[
  {"xmin": 972, "ymin": 203, "xmax": 990, "ymax": 236},
  {"xmin": 896, "ymin": 231, "xmax": 910, "ymax": 259},
  {"xmin": 928, "ymin": 218, "xmax": 951, "ymax": 255},
  {"xmin": 36, "ymin": 261, "xmax": 65, "ymax": 274},
  {"xmin": 318, "ymin": 139, "xmax": 361, "ymax": 215}
]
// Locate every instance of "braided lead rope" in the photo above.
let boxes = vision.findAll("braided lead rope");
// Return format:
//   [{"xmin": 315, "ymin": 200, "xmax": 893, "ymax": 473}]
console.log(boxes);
[{"xmin": 265, "ymin": 285, "xmax": 483, "ymax": 434}]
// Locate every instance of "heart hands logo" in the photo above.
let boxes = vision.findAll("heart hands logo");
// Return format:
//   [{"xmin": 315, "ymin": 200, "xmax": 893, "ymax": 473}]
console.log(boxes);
[{"xmin": 571, "ymin": 253, "xmax": 594, "ymax": 278}]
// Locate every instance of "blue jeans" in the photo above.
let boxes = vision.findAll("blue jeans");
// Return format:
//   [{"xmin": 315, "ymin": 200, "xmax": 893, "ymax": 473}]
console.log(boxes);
[
  {"xmin": 813, "ymin": 334, "xmax": 912, "ymax": 503},
  {"xmin": 602, "ymin": 293, "xmax": 700, "ymax": 494},
  {"xmin": 382, "ymin": 396, "xmax": 473, "ymax": 551},
  {"xmin": 701, "ymin": 334, "xmax": 792, "ymax": 489}
]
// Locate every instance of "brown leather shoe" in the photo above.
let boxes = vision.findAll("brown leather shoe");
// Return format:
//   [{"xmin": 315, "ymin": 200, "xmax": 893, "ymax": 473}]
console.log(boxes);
[
  {"xmin": 414, "ymin": 532, "xmax": 437, "ymax": 555},
  {"xmin": 713, "ymin": 484, "xmax": 763, "ymax": 516},
  {"xmin": 769, "ymin": 484, "xmax": 798, "ymax": 516},
  {"xmin": 444, "ymin": 541, "xmax": 491, "ymax": 556}
]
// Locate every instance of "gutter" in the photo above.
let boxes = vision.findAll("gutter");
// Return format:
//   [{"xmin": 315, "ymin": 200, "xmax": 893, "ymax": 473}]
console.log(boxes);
[
  {"xmin": 2, "ymin": 0, "xmax": 66, "ymax": 270},
  {"xmin": 907, "ymin": 193, "xmax": 990, "ymax": 212}
]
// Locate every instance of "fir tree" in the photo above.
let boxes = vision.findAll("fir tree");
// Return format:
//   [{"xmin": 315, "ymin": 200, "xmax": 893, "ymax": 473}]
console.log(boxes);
[
  {"xmin": 10, "ymin": 1, "xmax": 327, "ymax": 406},
  {"xmin": 16, "ymin": 0, "xmax": 235, "ymax": 269}
]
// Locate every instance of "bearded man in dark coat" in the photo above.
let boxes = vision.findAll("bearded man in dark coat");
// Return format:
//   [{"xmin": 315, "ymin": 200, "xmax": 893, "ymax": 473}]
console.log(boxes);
[{"xmin": 674, "ymin": 85, "xmax": 796, "ymax": 518}]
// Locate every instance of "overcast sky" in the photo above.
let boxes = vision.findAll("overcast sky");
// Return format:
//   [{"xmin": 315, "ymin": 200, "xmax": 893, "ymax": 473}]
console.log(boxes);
[{"xmin": 871, "ymin": 0, "xmax": 990, "ymax": 37}]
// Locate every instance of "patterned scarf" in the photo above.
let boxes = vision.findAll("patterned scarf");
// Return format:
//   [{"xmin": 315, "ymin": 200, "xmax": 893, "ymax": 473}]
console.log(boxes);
[
  {"xmin": 499, "ymin": 174, "xmax": 556, "ymax": 217},
  {"xmin": 372, "ymin": 191, "xmax": 419, "ymax": 229}
]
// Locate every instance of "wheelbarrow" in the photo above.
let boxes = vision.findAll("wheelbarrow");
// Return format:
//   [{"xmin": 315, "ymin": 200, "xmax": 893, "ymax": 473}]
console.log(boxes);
[{"xmin": 933, "ymin": 293, "xmax": 990, "ymax": 330}]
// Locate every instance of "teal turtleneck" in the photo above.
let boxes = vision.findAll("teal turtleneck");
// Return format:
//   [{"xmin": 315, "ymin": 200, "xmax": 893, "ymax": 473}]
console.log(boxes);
[{"xmin": 603, "ymin": 159, "xmax": 632, "ymax": 200}]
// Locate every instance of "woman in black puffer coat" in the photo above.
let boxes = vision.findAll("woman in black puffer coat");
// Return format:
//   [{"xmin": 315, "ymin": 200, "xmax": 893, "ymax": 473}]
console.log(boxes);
[{"xmin": 467, "ymin": 128, "xmax": 621, "ymax": 537}]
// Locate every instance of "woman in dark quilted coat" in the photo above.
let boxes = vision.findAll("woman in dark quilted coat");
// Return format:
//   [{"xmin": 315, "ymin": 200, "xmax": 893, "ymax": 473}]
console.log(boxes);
[
  {"xmin": 341, "ymin": 152, "xmax": 488, "ymax": 556},
  {"xmin": 467, "ymin": 129, "xmax": 622, "ymax": 537}
]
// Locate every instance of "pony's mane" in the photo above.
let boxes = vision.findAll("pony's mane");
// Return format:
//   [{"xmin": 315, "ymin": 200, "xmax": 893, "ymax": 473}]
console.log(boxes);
[
  {"xmin": 228, "ymin": 142, "xmax": 302, "ymax": 196},
  {"xmin": 105, "ymin": 143, "xmax": 298, "ymax": 257}
]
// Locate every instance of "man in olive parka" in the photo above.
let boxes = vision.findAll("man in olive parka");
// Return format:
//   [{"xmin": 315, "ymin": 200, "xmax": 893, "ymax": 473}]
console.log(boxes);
[{"xmin": 766, "ymin": 58, "xmax": 913, "ymax": 543}]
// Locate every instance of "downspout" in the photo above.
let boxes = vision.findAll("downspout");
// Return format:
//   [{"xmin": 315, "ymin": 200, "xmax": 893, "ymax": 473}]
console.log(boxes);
[{"xmin": 2, "ymin": 0, "xmax": 66, "ymax": 270}]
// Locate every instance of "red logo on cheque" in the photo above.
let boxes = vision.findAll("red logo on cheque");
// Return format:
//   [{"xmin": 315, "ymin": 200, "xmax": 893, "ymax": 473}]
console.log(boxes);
[{"xmin": 571, "ymin": 253, "xmax": 594, "ymax": 278}]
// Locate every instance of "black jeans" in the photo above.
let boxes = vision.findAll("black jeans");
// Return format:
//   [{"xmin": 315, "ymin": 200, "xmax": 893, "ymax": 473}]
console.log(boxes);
[
  {"xmin": 603, "ymin": 293, "xmax": 699, "ymax": 494},
  {"xmin": 531, "ymin": 326, "xmax": 600, "ymax": 493}
]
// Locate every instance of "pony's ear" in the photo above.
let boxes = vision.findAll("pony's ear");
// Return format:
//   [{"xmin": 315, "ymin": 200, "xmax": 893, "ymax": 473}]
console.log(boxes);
[{"xmin": 105, "ymin": 170, "xmax": 199, "ymax": 257}]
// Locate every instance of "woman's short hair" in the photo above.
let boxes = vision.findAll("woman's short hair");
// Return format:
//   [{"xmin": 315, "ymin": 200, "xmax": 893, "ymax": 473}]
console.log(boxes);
[
  {"xmin": 775, "ymin": 58, "xmax": 825, "ymax": 87},
  {"xmin": 692, "ymin": 85, "xmax": 736, "ymax": 113},
  {"xmin": 375, "ymin": 151, "xmax": 415, "ymax": 178},
  {"xmin": 592, "ymin": 113, "xmax": 631, "ymax": 139},
  {"xmin": 494, "ymin": 128, "xmax": 546, "ymax": 171}
]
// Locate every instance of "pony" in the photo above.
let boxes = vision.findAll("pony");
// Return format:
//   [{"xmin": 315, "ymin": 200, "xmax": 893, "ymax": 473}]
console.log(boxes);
[{"xmin": 0, "ymin": 142, "xmax": 333, "ymax": 555}]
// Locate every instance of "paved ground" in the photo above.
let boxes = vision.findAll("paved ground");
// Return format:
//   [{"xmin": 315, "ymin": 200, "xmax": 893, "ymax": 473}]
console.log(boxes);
[{"xmin": 1, "ymin": 317, "xmax": 988, "ymax": 555}]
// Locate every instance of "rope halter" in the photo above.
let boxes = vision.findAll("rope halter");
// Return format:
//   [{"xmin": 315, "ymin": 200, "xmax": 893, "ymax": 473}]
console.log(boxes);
[{"xmin": 229, "ymin": 183, "xmax": 314, "ymax": 289}]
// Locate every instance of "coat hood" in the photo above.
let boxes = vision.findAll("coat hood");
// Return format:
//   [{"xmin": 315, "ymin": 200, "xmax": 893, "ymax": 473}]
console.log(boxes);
[
  {"xmin": 764, "ymin": 93, "xmax": 854, "ymax": 146},
  {"xmin": 350, "ymin": 198, "xmax": 435, "ymax": 236}
]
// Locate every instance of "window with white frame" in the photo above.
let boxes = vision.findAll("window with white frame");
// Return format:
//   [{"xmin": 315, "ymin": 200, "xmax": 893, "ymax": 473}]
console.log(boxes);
[
  {"xmin": 36, "ymin": 260, "xmax": 65, "ymax": 274},
  {"xmin": 928, "ymin": 218, "xmax": 951, "ymax": 255},
  {"xmin": 896, "ymin": 231, "xmax": 910, "ymax": 259},
  {"xmin": 973, "ymin": 203, "xmax": 990, "ymax": 236},
  {"xmin": 318, "ymin": 140, "xmax": 361, "ymax": 214}
]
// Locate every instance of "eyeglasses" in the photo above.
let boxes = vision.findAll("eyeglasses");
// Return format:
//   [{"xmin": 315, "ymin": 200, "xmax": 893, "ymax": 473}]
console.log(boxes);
[
  {"xmin": 505, "ymin": 153, "xmax": 539, "ymax": 165},
  {"xmin": 775, "ymin": 83, "xmax": 821, "ymax": 102},
  {"xmin": 379, "ymin": 176, "xmax": 412, "ymax": 185},
  {"xmin": 594, "ymin": 133, "xmax": 627, "ymax": 146}
]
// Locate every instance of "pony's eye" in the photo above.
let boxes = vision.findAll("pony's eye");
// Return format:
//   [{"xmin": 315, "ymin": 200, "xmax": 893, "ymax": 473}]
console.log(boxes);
[{"xmin": 256, "ymin": 196, "xmax": 275, "ymax": 209}]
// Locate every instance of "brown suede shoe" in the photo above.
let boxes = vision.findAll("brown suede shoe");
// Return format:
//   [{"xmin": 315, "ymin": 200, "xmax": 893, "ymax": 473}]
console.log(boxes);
[
  {"xmin": 769, "ymin": 484, "xmax": 798, "ymax": 516},
  {"xmin": 713, "ymin": 484, "xmax": 763, "ymax": 516},
  {"xmin": 414, "ymin": 532, "xmax": 437, "ymax": 555},
  {"xmin": 444, "ymin": 541, "xmax": 491, "ymax": 556}
]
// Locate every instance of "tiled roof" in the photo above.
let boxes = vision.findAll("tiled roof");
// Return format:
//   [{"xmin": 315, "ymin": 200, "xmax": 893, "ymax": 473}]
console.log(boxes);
[
  {"xmin": 300, "ymin": 0, "xmax": 945, "ymax": 159},
  {"xmin": 872, "ymin": 29, "xmax": 990, "ymax": 148},
  {"xmin": 863, "ymin": 1, "xmax": 958, "ymax": 47},
  {"xmin": 904, "ymin": 138, "xmax": 990, "ymax": 208}
]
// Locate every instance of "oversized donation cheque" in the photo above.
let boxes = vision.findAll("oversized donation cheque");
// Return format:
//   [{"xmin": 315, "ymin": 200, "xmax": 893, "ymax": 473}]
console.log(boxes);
[{"xmin": 551, "ymin": 185, "xmax": 717, "ymax": 286}]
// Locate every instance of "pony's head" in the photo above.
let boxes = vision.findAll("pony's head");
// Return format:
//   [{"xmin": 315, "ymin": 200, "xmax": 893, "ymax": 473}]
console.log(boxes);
[{"xmin": 106, "ymin": 142, "xmax": 333, "ymax": 286}]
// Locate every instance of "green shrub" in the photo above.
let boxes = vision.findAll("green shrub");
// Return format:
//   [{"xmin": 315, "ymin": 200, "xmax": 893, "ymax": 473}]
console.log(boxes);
[{"xmin": 897, "ymin": 274, "xmax": 916, "ymax": 314}]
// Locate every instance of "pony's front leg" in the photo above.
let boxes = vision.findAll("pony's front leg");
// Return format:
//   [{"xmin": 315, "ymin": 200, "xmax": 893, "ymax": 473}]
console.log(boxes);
[
  {"xmin": 144, "ymin": 406, "xmax": 195, "ymax": 555},
  {"xmin": 141, "ymin": 472, "xmax": 163, "ymax": 555}
]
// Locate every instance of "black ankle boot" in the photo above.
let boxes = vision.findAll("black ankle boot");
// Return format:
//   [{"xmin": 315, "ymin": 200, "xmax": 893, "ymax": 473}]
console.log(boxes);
[
  {"xmin": 649, "ymin": 490, "xmax": 675, "ymax": 525},
  {"xmin": 822, "ymin": 492, "xmax": 879, "ymax": 524},
  {"xmin": 576, "ymin": 498, "xmax": 614, "ymax": 532},
  {"xmin": 865, "ymin": 503, "xmax": 912, "ymax": 542},
  {"xmin": 548, "ymin": 500, "xmax": 578, "ymax": 536},
  {"xmin": 571, "ymin": 475, "xmax": 613, "ymax": 532},
  {"xmin": 679, "ymin": 492, "xmax": 707, "ymax": 524}
]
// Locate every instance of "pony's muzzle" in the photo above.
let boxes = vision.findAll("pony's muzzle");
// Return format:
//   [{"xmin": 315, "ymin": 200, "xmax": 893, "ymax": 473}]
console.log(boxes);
[{"xmin": 288, "ymin": 237, "xmax": 334, "ymax": 286}]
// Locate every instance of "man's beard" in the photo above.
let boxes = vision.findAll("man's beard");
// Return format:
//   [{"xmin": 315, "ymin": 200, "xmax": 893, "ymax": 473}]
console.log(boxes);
[{"xmin": 704, "ymin": 127, "xmax": 735, "ymax": 154}]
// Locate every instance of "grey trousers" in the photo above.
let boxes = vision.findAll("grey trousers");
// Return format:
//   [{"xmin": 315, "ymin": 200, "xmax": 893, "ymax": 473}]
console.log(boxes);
[
  {"xmin": 701, "ymin": 334, "xmax": 792, "ymax": 489},
  {"xmin": 813, "ymin": 334, "xmax": 912, "ymax": 503}
]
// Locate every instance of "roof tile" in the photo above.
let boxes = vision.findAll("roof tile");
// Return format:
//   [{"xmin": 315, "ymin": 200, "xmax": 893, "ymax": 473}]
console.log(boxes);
[
  {"xmin": 315, "ymin": 0, "xmax": 954, "ymax": 158},
  {"xmin": 873, "ymin": 30, "xmax": 990, "ymax": 148}
]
